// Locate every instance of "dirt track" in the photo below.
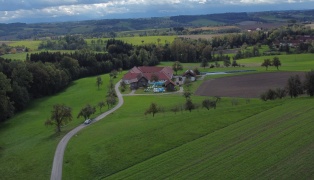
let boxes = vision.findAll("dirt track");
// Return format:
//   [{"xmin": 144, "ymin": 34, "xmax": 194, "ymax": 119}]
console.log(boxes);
[{"xmin": 195, "ymin": 72, "xmax": 305, "ymax": 98}]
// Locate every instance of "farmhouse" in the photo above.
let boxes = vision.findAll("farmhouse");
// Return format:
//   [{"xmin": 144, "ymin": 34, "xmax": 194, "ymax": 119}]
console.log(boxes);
[{"xmin": 122, "ymin": 66, "xmax": 175, "ymax": 90}]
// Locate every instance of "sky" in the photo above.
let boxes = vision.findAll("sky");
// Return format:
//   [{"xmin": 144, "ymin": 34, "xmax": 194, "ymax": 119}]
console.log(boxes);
[{"xmin": 0, "ymin": 0, "xmax": 314, "ymax": 23}]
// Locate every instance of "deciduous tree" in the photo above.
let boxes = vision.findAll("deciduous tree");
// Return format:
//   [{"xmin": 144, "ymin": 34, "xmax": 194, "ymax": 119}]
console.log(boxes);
[
  {"xmin": 45, "ymin": 104, "xmax": 72, "ymax": 132},
  {"xmin": 185, "ymin": 99, "xmax": 195, "ymax": 112},
  {"xmin": 272, "ymin": 57, "xmax": 281, "ymax": 70},
  {"xmin": 304, "ymin": 70, "xmax": 314, "ymax": 96},
  {"xmin": 286, "ymin": 75, "xmax": 303, "ymax": 98},
  {"xmin": 172, "ymin": 61, "xmax": 183, "ymax": 75},
  {"xmin": 96, "ymin": 76, "xmax": 102, "ymax": 90},
  {"xmin": 262, "ymin": 59, "xmax": 272, "ymax": 70},
  {"xmin": 145, "ymin": 102, "xmax": 159, "ymax": 117},
  {"xmin": 77, "ymin": 104, "xmax": 96, "ymax": 120},
  {"xmin": 98, "ymin": 101, "xmax": 105, "ymax": 112}
]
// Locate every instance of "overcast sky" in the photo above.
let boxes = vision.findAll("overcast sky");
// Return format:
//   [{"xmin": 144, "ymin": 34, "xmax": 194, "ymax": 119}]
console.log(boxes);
[{"xmin": 0, "ymin": 0, "xmax": 314, "ymax": 23}]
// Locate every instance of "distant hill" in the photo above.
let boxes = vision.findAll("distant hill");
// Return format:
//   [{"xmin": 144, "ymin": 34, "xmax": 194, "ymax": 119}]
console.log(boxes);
[{"xmin": 0, "ymin": 9, "xmax": 313, "ymax": 40}]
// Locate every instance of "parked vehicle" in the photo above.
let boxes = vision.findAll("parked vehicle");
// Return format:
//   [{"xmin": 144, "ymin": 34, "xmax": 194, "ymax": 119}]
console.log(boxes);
[{"xmin": 84, "ymin": 119, "xmax": 92, "ymax": 124}]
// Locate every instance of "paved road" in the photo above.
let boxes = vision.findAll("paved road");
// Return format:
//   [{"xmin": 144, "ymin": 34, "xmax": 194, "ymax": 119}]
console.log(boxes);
[{"xmin": 50, "ymin": 80, "xmax": 124, "ymax": 180}]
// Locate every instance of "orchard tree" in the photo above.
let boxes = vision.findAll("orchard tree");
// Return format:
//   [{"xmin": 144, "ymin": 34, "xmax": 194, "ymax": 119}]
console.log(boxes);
[
  {"xmin": 145, "ymin": 102, "xmax": 159, "ymax": 117},
  {"xmin": 96, "ymin": 76, "xmax": 102, "ymax": 90},
  {"xmin": 183, "ymin": 91, "xmax": 192, "ymax": 100},
  {"xmin": 98, "ymin": 101, "xmax": 105, "ymax": 112},
  {"xmin": 272, "ymin": 57, "xmax": 281, "ymax": 70},
  {"xmin": 262, "ymin": 59, "xmax": 272, "ymax": 70},
  {"xmin": 202, "ymin": 99, "xmax": 211, "ymax": 110},
  {"xmin": 77, "ymin": 104, "xmax": 96, "ymax": 120},
  {"xmin": 286, "ymin": 75, "xmax": 303, "ymax": 98},
  {"xmin": 45, "ymin": 104, "xmax": 72, "ymax": 132},
  {"xmin": 185, "ymin": 99, "xmax": 195, "ymax": 112},
  {"xmin": 172, "ymin": 61, "xmax": 183, "ymax": 75},
  {"xmin": 304, "ymin": 70, "xmax": 314, "ymax": 96}
]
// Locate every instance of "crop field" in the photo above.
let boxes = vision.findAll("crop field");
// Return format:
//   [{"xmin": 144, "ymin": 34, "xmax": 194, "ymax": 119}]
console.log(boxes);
[
  {"xmin": 86, "ymin": 36, "xmax": 177, "ymax": 46},
  {"xmin": 195, "ymin": 72, "xmax": 305, "ymax": 98},
  {"xmin": 0, "ymin": 74, "xmax": 119, "ymax": 179}
]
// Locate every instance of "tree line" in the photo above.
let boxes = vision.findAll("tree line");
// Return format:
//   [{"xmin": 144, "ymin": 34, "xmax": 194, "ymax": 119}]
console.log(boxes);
[{"xmin": 260, "ymin": 70, "xmax": 314, "ymax": 101}]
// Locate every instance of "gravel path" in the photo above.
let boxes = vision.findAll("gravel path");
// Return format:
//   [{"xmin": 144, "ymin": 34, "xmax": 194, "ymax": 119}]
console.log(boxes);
[{"xmin": 50, "ymin": 80, "xmax": 124, "ymax": 180}]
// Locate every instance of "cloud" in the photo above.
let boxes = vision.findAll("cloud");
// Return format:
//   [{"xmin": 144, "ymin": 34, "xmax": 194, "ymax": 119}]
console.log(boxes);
[{"xmin": 0, "ymin": 0, "xmax": 313, "ymax": 23}]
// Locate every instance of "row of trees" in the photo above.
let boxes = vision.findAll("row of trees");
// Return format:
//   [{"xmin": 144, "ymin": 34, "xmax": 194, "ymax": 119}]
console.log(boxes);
[
  {"xmin": 261, "ymin": 57, "xmax": 282, "ymax": 70},
  {"xmin": 260, "ymin": 70, "xmax": 314, "ymax": 101},
  {"xmin": 145, "ymin": 96, "xmax": 221, "ymax": 117},
  {"xmin": 45, "ymin": 79, "xmax": 117, "ymax": 132}
]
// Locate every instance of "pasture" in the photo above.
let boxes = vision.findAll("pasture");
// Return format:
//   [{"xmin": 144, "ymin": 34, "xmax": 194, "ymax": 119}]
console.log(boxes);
[
  {"xmin": 63, "ymin": 95, "xmax": 282, "ymax": 179},
  {"xmin": 0, "ymin": 74, "xmax": 118, "ymax": 179},
  {"xmin": 9, "ymin": 40, "xmax": 41, "ymax": 51},
  {"xmin": 86, "ymin": 36, "xmax": 177, "ymax": 46},
  {"xmin": 106, "ymin": 97, "xmax": 314, "ymax": 179}
]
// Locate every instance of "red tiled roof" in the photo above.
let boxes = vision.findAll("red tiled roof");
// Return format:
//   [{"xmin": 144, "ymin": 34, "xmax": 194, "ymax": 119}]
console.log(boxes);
[
  {"xmin": 123, "ymin": 66, "xmax": 174, "ymax": 83},
  {"xmin": 138, "ymin": 66, "xmax": 164, "ymax": 73},
  {"xmin": 123, "ymin": 72, "xmax": 139, "ymax": 80}
]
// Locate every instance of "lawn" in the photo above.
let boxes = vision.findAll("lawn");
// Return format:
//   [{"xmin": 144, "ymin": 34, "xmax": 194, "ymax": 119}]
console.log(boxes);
[{"xmin": 0, "ymin": 74, "xmax": 120, "ymax": 179}]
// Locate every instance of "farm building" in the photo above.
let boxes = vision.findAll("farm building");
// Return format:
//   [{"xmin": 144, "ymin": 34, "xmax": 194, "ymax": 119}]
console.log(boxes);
[
  {"xmin": 122, "ymin": 66, "xmax": 175, "ymax": 90},
  {"xmin": 182, "ymin": 69, "xmax": 197, "ymax": 81}
]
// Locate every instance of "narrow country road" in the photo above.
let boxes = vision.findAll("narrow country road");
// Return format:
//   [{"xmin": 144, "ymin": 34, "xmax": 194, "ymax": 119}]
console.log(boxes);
[{"xmin": 50, "ymin": 80, "xmax": 124, "ymax": 180}]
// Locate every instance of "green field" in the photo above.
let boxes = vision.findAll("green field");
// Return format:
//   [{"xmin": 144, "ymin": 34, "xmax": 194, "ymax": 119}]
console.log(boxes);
[
  {"xmin": 0, "ymin": 74, "xmax": 118, "ymax": 179},
  {"xmin": 10, "ymin": 40, "xmax": 41, "ymax": 51},
  {"xmin": 1, "ymin": 50, "xmax": 75, "ymax": 61},
  {"xmin": 86, "ymin": 36, "xmax": 177, "ymax": 46},
  {"xmin": 160, "ymin": 53, "xmax": 314, "ymax": 74},
  {"xmin": 1, "ymin": 53, "xmax": 314, "ymax": 179},
  {"xmin": 63, "ymin": 95, "xmax": 283, "ymax": 179},
  {"xmin": 106, "ymin": 97, "xmax": 314, "ymax": 179}
]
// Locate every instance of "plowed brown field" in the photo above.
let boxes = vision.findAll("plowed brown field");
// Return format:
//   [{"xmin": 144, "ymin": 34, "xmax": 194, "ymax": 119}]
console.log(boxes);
[{"xmin": 195, "ymin": 72, "xmax": 305, "ymax": 98}]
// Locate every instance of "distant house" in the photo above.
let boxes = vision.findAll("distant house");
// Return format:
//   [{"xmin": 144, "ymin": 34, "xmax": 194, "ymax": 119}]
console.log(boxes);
[{"xmin": 122, "ymin": 66, "xmax": 174, "ymax": 90}]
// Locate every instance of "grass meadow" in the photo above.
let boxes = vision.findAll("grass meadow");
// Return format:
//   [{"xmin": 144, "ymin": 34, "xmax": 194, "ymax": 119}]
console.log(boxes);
[
  {"xmin": 86, "ymin": 36, "xmax": 177, "ymax": 46},
  {"xmin": 10, "ymin": 40, "xmax": 41, "ymax": 51},
  {"xmin": 0, "ymin": 74, "xmax": 118, "ymax": 179},
  {"xmin": 106, "ymin": 97, "xmax": 314, "ymax": 179},
  {"xmin": 63, "ymin": 95, "xmax": 283, "ymax": 179},
  {"xmin": 1, "ymin": 50, "xmax": 75, "ymax": 61},
  {"xmin": 161, "ymin": 53, "xmax": 314, "ymax": 74}
]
